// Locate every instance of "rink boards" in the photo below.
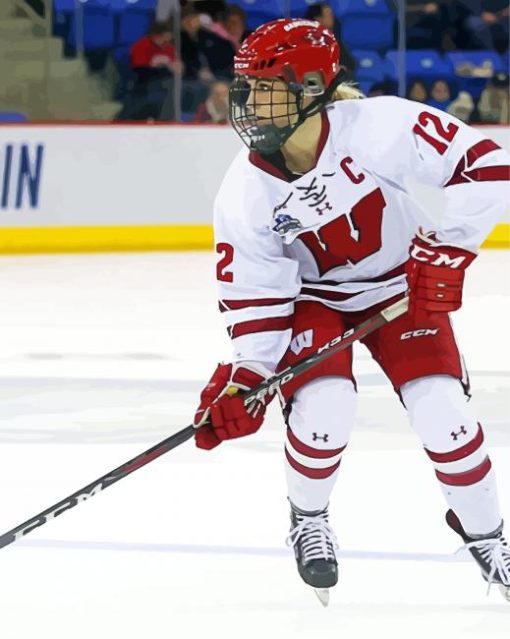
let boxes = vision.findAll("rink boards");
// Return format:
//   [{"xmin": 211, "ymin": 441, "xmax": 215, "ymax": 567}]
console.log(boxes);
[{"xmin": 0, "ymin": 123, "xmax": 508, "ymax": 253}]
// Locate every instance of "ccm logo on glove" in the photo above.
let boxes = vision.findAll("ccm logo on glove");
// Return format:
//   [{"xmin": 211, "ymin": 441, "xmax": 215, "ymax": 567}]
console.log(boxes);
[
  {"xmin": 406, "ymin": 229, "xmax": 477, "ymax": 321},
  {"xmin": 410, "ymin": 245, "xmax": 470, "ymax": 269}
]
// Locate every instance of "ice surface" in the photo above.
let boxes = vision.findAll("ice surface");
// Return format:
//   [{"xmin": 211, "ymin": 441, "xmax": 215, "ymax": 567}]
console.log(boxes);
[{"xmin": 0, "ymin": 251, "xmax": 507, "ymax": 638}]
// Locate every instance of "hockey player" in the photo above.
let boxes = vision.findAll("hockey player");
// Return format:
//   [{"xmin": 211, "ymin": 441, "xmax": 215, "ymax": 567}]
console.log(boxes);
[{"xmin": 193, "ymin": 19, "xmax": 510, "ymax": 604}]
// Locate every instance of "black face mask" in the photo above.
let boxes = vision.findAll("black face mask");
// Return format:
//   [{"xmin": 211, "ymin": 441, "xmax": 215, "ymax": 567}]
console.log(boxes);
[{"xmin": 229, "ymin": 71, "xmax": 346, "ymax": 155}]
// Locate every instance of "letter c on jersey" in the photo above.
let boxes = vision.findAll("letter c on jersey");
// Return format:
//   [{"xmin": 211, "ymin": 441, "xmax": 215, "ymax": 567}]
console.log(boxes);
[{"xmin": 340, "ymin": 157, "xmax": 365, "ymax": 184}]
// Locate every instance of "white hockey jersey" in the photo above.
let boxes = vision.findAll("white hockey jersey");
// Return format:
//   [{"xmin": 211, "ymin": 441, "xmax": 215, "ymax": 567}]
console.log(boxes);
[{"xmin": 214, "ymin": 96, "xmax": 510, "ymax": 371}]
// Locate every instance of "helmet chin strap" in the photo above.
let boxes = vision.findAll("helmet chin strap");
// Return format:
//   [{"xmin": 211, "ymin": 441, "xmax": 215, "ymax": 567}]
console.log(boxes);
[{"xmin": 251, "ymin": 69, "xmax": 348, "ymax": 155}]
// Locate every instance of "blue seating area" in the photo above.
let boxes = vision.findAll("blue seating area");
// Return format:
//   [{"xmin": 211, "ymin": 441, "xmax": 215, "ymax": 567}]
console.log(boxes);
[
  {"xmin": 386, "ymin": 50, "xmax": 453, "ymax": 83},
  {"xmin": 289, "ymin": 0, "xmax": 324, "ymax": 17},
  {"xmin": 234, "ymin": 1, "xmax": 284, "ymax": 30},
  {"xmin": 352, "ymin": 49, "xmax": 386, "ymax": 85},
  {"xmin": 53, "ymin": 0, "xmax": 157, "ymax": 52},
  {"xmin": 67, "ymin": 3, "xmax": 116, "ymax": 50},
  {"xmin": 49, "ymin": 0, "xmax": 507, "ymax": 113},
  {"xmin": 352, "ymin": 48, "xmax": 508, "ymax": 99},
  {"xmin": 52, "ymin": 0, "xmax": 393, "ymax": 54},
  {"xmin": 333, "ymin": 0, "xmax": 395, "ymax": 51},
  {"xmin": 445, "ymin": 51, "xmax": 505, "ymax": 99},
  {"xmin": 341, "ymin": 12, "xmax": 394, "ymax": 51}
]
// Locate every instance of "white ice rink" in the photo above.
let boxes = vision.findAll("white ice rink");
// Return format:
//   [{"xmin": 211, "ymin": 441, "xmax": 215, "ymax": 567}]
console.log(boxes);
[{"xmin": 0, "ymin": 250, "xmax": 508, "ymax": 639}]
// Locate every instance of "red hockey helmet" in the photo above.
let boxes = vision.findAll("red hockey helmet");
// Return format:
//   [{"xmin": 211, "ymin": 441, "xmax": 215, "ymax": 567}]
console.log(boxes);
[
  {"xmin": 230, "ymin": 19, "xmax": 344, "ymax": 155},
  {"xmin": 234, "ymin": 18, "xmax": 340, "ymax": 90}
]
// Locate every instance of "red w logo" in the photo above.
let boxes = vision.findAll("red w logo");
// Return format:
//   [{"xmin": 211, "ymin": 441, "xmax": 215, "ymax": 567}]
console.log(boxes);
[{"xmin": 297, "ymin": 188, "xmax": 386, "ymax": 276}]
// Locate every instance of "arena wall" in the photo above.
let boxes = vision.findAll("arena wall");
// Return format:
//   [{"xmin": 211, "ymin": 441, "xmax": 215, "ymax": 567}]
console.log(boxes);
[{"xmin": 0, "ymin": 124, "xmax": 508, "ymax": 253}]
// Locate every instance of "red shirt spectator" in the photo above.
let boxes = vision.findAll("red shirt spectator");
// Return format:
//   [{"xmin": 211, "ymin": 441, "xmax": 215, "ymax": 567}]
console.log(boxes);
[
  {"xmin": 131, "ymin": 35, "xmax": 176, "ymax": 69},
  {"xmin": 130, "ymin": 22, "xmax": 182, "ymax": 76}
]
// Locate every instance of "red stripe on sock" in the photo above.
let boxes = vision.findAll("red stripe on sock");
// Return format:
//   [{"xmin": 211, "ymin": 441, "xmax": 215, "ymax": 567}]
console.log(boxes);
[
  {"xmin": 285, "ymin": 448, "xmax": 341, "ymax": 479},
  {"xmin": 435, "ymin": 456, "xmax": 492, "ymax": 486},
  {"xmin": 287, "ymin": 427, "xmax": 346, "ymax": 459},
  {"xmin": 425, "ymin": 424, "xmax": 484, "ymax": 463}
]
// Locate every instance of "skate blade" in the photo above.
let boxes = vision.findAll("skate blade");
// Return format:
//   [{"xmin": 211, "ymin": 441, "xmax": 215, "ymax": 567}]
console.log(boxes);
[
  {"xmin": 314, "ymin": 588, "xmax": 330, "ymax": 607},
  {"xmin": 499, "ymin": 584, "xmax": 510, "ymax": 603}
]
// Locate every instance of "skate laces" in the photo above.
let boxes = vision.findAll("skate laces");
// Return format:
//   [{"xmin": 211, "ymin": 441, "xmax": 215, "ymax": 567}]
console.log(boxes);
[
  {"xmin": 458, "ymin": 535, "xmax": 510, "ymax": 593},
  {"xmin": 285, "ymin": 511, "xmax": 339, "ymax": 564}
]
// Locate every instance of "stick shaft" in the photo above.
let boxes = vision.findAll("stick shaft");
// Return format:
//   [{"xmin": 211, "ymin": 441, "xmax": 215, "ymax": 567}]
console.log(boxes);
[
  {"xmin": 0, "ymin": 425, "xmax": 195, "ymax": 549},
  {"xmin": 0, "ymin": 295, "xmax": 408, "ymax": 549}
]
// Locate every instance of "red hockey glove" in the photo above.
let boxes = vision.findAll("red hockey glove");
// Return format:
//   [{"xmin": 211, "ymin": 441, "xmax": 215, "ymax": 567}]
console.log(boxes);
[
  {"xmin": 193, "ymin": 362, "xmax": 271, "ymax": 450},
  {"xmin": 406, "ymin": 229, "xmax": 477, "ymax": 321}
]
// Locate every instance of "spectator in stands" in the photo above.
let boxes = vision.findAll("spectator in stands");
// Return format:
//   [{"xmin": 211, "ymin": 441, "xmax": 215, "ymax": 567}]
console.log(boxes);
[
  {"xmin": 192, "ymin": 80, "xmax": 229, "ymax": 123},
  {"xmin": 367, "ymin": 79, "xmax": 399, "ymax": 97},
  {"xmin": 406, "ymin": 79, "xmax": 429, "ymax": 103},
  {"xmin": 130, "ymin": 21, "xmax": 182, "ymax": 81},
  {"xmin": 454, "ymin": 0, "xmax": 509, "ymax": 52},
  {"xmin": 181, "ymin": 5, "xmax": 235, "ymax": 80},
  {"xmin": 181, "ymin": 6, "xmax": 214, "ymax": 82},
  {"xmin": 180, "ymin": 5, "xmax": 236, "ymax": 112},
  {"xmin": 305, "ymin": 2, "xmax": 336, "ymax": 31},
  {"xmin": 447, "ymin": 90, "xmax": 475, "ymax": 121},
  {"xmin": 200, "ymin": 4, "xmax": 250, "ymax": 50},
  {"xmin": 304, "ymin": 3, "xmax": 356, "ymax": 79},
  {"xmin": 406, "ymin": 1, "xmax": 453, "ymax": 50},
  {"xmin": 427, "ymin": 79, "xmax": 454, "ymax": 111},
  {"xmin": 116, "ymin": 21, "xmax": 182, "ymax": 121},
  {"xmin": 478, "ymin": 71, "xmax": 510, "ymax": 123},
  {"xmin": 222, "ymin": 4, "xmax": 251, "ymax": 49},
  {"xmin": 181, "ymin": 6, "xmax": 215, "ymax": 113},
  {"xmin": 193, "ymin": 0, "xmax": 228, "ymax": 19}
]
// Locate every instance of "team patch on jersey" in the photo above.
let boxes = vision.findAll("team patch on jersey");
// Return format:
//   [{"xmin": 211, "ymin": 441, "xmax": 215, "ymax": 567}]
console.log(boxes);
[{"xmin": 272, "ymin": 213, "xmax": 303, "ymax": 236}]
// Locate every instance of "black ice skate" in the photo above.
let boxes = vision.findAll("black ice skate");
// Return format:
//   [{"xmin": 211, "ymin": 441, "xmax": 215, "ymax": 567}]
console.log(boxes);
[
  {"xmin": 286, "ymin": 502, "xmax": 339, "ymax": 607},
  {"xmin": 446, "ymin": 509, "xmax": 510, "ymax": 602}
]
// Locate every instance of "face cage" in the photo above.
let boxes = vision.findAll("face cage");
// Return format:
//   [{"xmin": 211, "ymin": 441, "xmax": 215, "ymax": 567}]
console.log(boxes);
[
  {"xmin": 229, "ymin": 77, "xmax": 304, "ymax": 155},
  {"xmin": 229, "ymin": 72, "xmax": 346, "ymax": 155}
]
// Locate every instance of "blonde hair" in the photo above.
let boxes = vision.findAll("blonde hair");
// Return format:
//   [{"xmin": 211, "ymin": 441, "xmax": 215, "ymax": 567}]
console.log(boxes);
[{"xmin": 332, "ymin": 82, "xmax": 365, "ymax": 101}]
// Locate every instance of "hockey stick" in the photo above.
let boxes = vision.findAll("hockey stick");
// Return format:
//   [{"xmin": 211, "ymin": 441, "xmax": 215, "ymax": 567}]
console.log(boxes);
[{"xmin": 0, "ymin": 295, "xmax": 408, "ymax": 550}]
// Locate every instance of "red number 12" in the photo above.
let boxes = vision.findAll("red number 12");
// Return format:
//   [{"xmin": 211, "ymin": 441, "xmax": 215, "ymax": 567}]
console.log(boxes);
[{"xmin": 413, "ymin": 111, "xmax": 459, "ymax": 155}]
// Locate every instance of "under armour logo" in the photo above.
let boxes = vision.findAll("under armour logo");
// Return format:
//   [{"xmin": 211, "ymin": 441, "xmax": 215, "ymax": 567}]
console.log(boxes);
[
  {"xmin": 312, "ymin": 433, "xmax": 329, "ymax": 442},
  {"xmin": 451, "ymin": 426, "xmax": 467, "ymax": 441},
  {"xmin": 316, "ymin": 202, "xmax": 332, "ymax": 216}
]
